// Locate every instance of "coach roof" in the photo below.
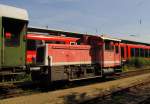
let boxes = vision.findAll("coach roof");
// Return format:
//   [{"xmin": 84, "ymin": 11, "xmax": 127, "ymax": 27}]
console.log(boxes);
[
  {"xmin": 0, "ymin": 4, "xmax": 28, "ymax": 20},
  {"xmin": 107, "ymin": 34, "xmax": 150, "ymax": 45}
]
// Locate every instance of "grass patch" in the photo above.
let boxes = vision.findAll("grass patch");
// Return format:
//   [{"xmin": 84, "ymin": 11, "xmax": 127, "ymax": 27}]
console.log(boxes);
[
  {"xmin": 126, "ymin": 57, "xmax": 150, "ymax": 68},
  {"xmin": 122, "ymin": 57, "xmax": 150, "ymax": 71}
]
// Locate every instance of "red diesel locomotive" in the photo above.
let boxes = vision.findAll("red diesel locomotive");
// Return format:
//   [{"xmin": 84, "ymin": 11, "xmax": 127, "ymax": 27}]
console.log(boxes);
[{"xmin": 26, "ymin": 33, "xmax": 121, "ymax": 83}]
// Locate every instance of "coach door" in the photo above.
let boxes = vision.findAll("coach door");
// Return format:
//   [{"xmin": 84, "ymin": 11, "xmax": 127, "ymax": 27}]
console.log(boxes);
[
  {"xmin": 0, "ymin": 17, "xmax": 2, "ymax": 67},
  {"xmin": 2, "ymin": 17, "xmax": 27, "ymax": 67}
]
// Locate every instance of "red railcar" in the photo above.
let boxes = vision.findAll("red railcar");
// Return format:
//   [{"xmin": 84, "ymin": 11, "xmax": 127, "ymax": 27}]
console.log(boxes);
[{"xmin": 120, "ymin": 42, "xmax": 150, "ymax": 62}]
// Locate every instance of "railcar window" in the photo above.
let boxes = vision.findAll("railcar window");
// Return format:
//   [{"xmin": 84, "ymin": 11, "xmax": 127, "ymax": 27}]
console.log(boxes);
[
  {"xmin": 115, "ymin": 46, "xmax": 119, "ymax": 53},
  {"xmin": 45, "ymin": 40, "xmax": 65, "ymax": 44},
  {"xmin": 140, "ymin": 48, "xmax": 144, "ymax": 57},
  {"xmin": 135, "ymin": 48, "xmax": 140, "ymax": 57},
  {"xmin": 36, "ymin": 40, "xmax": 44, "ymax": 45},
  {"xmin": 121, "ymin": 47, "xmax": 124, "ymax": 58},
  {"xmin": 3, "ymin": 18, "xmax": 25, "ymax": 47},
  {"xmin": 45, "ymin": 40, "xmax": 55, "ymax": 44},
  {"xmin": 131, "ymin": 48, "xmax": 135, "ymax": 57},
  {"xmin": 145, "ymin": 49, "xmax": 148, "ymax": 57},
  {"xmin": 27, "ymin": 39, "xmax": 36, "ymax": 50},
  {"xmin": 149, "ymin": 49, "xmax": 150, "ymax": 57}
]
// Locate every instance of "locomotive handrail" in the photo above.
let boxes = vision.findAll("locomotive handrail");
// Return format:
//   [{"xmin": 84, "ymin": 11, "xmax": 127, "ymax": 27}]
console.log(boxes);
[{"xmin": 2, "ymin": 27, "xmax": 4, "ymax": 64}]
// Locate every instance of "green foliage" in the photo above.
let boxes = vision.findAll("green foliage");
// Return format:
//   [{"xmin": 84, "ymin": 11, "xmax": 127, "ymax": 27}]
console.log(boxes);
[
  {"xmin": 122, "ymin": 65, "xmax": 129, "ymax": 72},
  {"xmin": 126, "ymin": 57, "xmax": 150, "ymax": 68},
  {"xmin": 15, "ymin": 74, "xmax": 31, "ymax": 81}
]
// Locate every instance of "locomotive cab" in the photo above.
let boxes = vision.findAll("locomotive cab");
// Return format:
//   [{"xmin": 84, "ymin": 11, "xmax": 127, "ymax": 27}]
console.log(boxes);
[
  {"xmin": 0, "ymin": 4, "xmax": 28, "ymax": 69},
  {"xmin": 101, "ymin": 35, "xmax": 122, "ymax": 74}
]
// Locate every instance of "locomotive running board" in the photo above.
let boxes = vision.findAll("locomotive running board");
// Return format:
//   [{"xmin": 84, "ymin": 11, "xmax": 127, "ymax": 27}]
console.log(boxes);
[
  {"xmin": 69, "ymin": 75, "xmax": 102, "ymax": 81},
  {"xmin": 30, "ymin": 67, "xmax": 41, "ymax": 71}
]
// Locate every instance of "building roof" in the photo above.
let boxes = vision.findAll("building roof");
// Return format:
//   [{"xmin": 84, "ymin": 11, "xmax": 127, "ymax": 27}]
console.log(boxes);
[{"xmin": 102, "ymin": 34, "xmax": 150, "ymax": 45}]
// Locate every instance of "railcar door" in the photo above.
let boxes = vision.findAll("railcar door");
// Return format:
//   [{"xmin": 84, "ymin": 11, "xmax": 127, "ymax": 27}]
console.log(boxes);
[
  {"xmin": 0, "ymin": 17, "xmax": 2, "ymax": 68},
  {"xmin": 1, "ymin": 17, "xmax": 27, "ymax": 67}
]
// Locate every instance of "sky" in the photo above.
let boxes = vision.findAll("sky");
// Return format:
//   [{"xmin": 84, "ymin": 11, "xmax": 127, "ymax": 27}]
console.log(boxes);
[{"xmin": 0, "ymin": 0, "xmax": 150, "ymax": 39}]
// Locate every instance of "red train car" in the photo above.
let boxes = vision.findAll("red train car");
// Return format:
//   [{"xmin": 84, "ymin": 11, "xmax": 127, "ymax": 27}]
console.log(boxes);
[{"xmin": 120, "ymin": 42, "xmax": 150, "ymax": 62}]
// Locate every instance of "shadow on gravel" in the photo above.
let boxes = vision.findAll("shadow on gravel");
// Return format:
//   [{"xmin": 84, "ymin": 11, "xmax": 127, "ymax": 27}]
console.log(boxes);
[
  {"xmin": 0, "ymin": 77, "xmax": 114, "ymax": 100},
  {"xmin": 37, "ymin": 77, "xmax": 114, "ymax": 92}
]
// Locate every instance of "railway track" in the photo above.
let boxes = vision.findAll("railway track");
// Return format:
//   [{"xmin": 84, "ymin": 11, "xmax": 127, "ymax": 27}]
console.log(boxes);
[
  {"xmin": 1, "ymin": 70, "xmax": 150, "ymax": 104},
  {"xmin": 138, "ymin": 97, "xmax": 150, "ymax": 104},
  {"xmin": 0, "ymin": 68, "xmax": 150, "ymax": 100},
  {"xmin": 83, "ymin": 79, "xmax": 150, "ymax": 104},
  {"xmin": 118, "ymin": 68, "xmax": 150, "ymax": 78},
  {"xmin": 81, "ymin": 69, "xmax": 150, "ymax": 104}
]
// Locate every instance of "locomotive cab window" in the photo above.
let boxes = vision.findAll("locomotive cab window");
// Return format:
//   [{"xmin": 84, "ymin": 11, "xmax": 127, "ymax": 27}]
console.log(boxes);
[
  {"xmin": 115, "ymin": 46, "xmax": 119, "ymax": 53},
  {"xmin": 3, "ymin": 17, "xmax": 26, "ymax": 47},
  {"xmin": 121, "ymin": 47, "xmax": 125, "ymax": 58},
  {"xmin": 105, "ymin": 40, "xmax": 114, "ymax": 51}
]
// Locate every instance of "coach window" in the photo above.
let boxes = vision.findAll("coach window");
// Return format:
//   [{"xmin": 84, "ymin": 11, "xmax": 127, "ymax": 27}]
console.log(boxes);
[
  {"xmin": 131, "ymin": 48, "xmax": 135, "ymax": 57},
  {"xmin": 135, "ymin": 48, "xmax": 139, "ymax": 57},
  {"xmin": 145, "ymin": 49, "xmax": 148, "ymax": 57},
  {"xmin": 45, "ymin": 40, "xmax": 54, "ymax": 44},
  {"xmin": 140, "ymin": 48, "xmax": 144, "ymax": 57},
  {"xmin": 115, "ymin": 46, "xmax": 119, "ymax": 53},
  {"xmin": 60, "ymin": 41, "xmax": 65, "ymax": 44},
  {"xmin": 3, "ymin": 18, "xmax": 26, "ymax": 47},
  {"xmin": 56, "ymin": 41, "xmax": 65, "ymax": 44},
  {"xmin": 45, "ymin": 40, "xmax": 65, "ymax": 44},
  {"xmin": 149, "ymin": 49, "xmax": 150, "ymax": 57},
  {"xmin": 36, "ymin": 40, "xmax": 44, "ymax": 46},
  {"xmin": 121, "ymin": 47, "xmax": 125, "ymax": 58}
]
